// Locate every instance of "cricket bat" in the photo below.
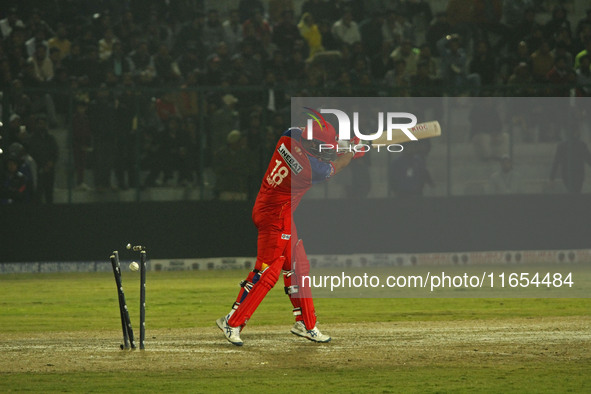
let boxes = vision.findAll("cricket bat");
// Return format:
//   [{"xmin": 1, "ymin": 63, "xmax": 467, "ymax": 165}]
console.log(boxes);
[{"xmin": 371, "ymin": 121, "xmax": 441, "ymax": 146}]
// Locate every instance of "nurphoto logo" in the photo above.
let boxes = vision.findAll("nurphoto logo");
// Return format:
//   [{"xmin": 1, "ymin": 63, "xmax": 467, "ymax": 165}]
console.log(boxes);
[{"xmin": 304, "ymin": 107, "xmax": 419, "ymax": 153}]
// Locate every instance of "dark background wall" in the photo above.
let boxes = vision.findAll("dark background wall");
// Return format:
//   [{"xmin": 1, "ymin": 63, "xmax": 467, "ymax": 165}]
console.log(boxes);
[{"xmin": 2, "ymin": 195, "xmax": 590, "ymax": 262}]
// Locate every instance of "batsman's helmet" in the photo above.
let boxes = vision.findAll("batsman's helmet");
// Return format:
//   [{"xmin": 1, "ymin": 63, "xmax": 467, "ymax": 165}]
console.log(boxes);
[{"xmin": 301, "ymin": 120, "xmax": 338, "ymax": 162}]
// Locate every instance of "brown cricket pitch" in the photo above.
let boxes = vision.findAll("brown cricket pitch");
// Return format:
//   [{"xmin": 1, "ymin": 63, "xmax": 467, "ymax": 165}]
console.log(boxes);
[{"xmin": 0, "ymin": 317, "xmax": 588, "ymax": 374}]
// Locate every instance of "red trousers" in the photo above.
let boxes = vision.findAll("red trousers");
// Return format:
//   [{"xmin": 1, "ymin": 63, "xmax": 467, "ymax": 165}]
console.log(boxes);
[{"xmin": 252, "ymin": 203, "xmax": 296, "ymax": 272}]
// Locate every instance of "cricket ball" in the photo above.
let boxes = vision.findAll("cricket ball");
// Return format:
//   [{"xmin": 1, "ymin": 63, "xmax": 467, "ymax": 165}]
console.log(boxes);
[{"xmin": 129, "ymin": 262, "xmax": 139, "ymax": 272}]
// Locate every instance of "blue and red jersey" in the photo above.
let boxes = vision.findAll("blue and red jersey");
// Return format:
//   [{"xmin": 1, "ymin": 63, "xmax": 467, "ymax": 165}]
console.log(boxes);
[{"xmin": 253, "ymin": 128, "xmax": 335, "ymax": 217}]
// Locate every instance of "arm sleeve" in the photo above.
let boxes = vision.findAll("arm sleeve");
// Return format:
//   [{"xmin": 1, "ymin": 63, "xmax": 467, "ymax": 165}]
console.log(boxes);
[
  {"xmin": 286, "ymin": 128, "xmax": 335, "ymax": 183},
  {"xmin": 283, "ymin": 128, "xmax": 296, "ymax": 137},
  {"xmin": 309, "ymin": 155, "xmax": 335, "ymax": 184}
]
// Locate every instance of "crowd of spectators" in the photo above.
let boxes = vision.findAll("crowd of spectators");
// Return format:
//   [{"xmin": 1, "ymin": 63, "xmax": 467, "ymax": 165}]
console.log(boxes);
[{"xmin": 1, "ymin": 0, "xmax": 591, "ymax": 202}]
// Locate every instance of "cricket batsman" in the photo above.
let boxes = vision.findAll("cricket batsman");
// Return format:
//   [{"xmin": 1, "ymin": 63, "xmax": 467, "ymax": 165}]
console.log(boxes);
[{"xmin": 216, "ymin": 118, "xmax": 364, "ymax": 346}]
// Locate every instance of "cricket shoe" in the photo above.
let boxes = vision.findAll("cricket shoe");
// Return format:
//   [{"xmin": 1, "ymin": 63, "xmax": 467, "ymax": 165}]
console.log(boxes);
[
  {"xmin": 290, "ymin": 321, "xmax": 331, "ymax": 343},
  {"xmin": 216, "ymin": 316, "xmax": 243, "ymax": 346}
]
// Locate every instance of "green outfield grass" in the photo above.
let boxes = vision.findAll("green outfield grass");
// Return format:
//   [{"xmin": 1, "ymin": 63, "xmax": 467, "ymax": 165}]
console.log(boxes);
[{"xmin": 0, "ymin": 270, "xmax": 590, "ymax": 393}]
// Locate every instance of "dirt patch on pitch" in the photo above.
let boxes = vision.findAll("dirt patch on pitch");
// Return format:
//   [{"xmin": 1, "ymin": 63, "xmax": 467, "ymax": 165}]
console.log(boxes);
[{"xmin": 1, "ymin": 317, "xmax": 589, "ymax": 373}]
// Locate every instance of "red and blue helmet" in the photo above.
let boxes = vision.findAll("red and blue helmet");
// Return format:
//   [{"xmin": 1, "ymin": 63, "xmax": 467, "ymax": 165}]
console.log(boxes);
[{"xmin": 302, "ymin": 109, "xmax": 338, "ymax": 162}]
